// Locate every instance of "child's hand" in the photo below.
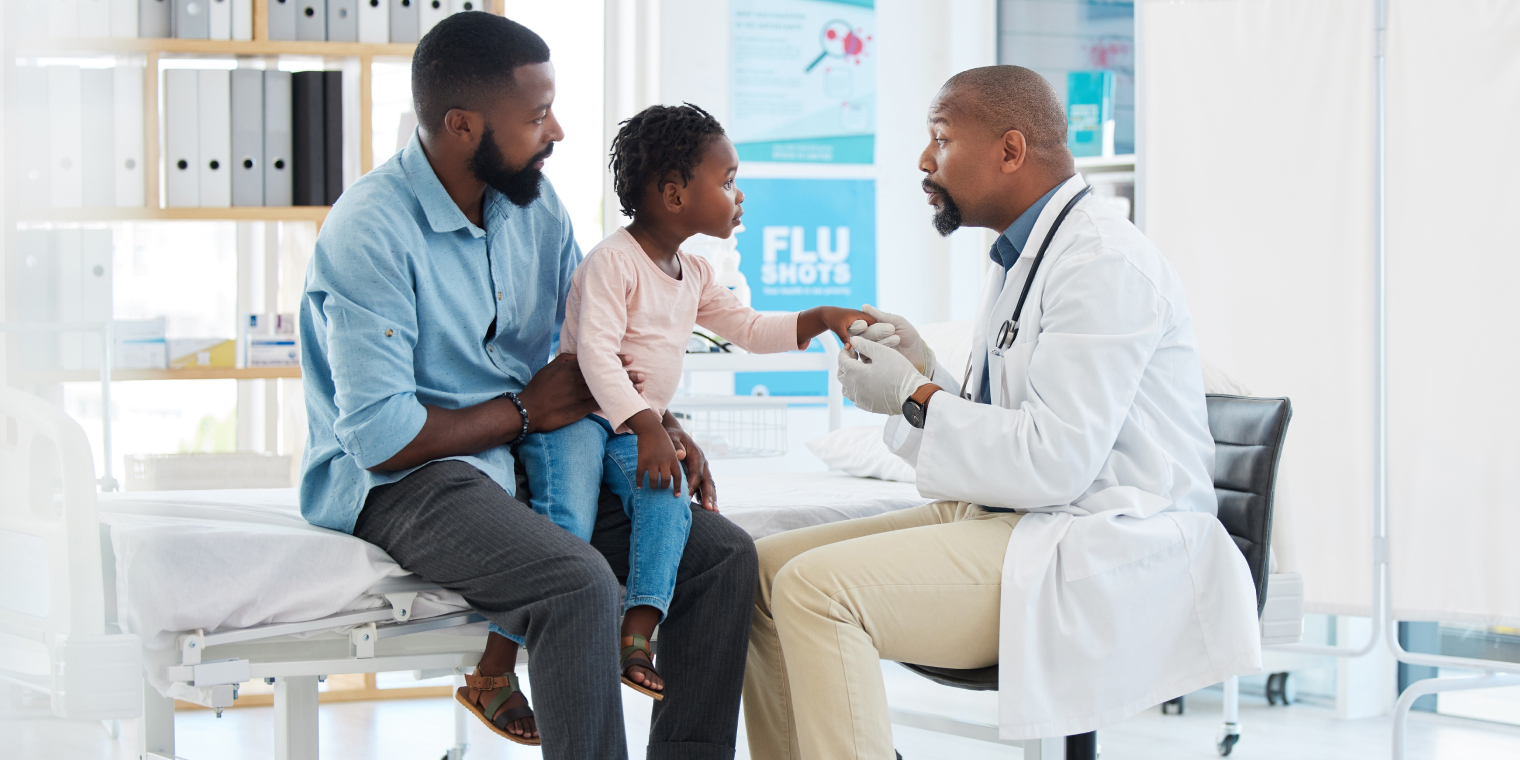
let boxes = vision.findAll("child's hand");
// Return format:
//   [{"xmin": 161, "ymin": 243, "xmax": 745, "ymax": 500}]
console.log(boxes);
[
  {"xmin": 799, "ymin": 306, "xmax": 878, "ymax": 350},
  {"xmin": 636, "ymin": 427, "xmax": 685, "ymax": 498}
]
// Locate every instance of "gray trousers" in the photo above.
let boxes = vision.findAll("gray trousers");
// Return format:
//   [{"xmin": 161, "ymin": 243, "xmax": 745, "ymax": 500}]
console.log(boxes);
[{"xmin": 356, "ymin": 460, "xmax": 757, "ymax": 760}]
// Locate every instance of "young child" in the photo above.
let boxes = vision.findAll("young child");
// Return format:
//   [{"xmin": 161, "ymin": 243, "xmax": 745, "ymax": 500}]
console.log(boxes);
[{"xmin": 465, "ymin": 104, "xmax": 871, "ymax": 734}]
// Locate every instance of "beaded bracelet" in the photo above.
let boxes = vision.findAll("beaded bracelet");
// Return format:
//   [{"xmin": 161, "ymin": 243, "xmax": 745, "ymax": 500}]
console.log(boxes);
[{"xmin": 501, "ymin": 392, "xmax": 530, "ymax": 448}]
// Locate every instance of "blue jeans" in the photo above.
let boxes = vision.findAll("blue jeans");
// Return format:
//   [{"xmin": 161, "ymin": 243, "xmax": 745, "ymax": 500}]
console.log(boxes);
[{"xmin": 487, "ymin": 416, "xmax": 693, "ymax": 642}]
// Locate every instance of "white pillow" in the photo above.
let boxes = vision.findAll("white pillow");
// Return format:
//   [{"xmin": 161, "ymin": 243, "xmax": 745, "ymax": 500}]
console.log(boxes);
[{"xmin": 805, "ymin": 426, "xmax": 916, "ymax": 483}]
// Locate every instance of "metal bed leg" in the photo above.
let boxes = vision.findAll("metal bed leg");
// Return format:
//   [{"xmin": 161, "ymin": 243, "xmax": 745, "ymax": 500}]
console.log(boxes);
[
  {"xmin": 445, "ymin": 673, "xmax": 469, "ymax": 760},
  {"xmin": 273, "ymin": 675, "xmax": 320, "ymax": 760},
  {"xmin": 137, "ymin": 679, "xmax": 179, "ymax": 760},
  {"xmin": 1217, "ymin": 677, "xmax": 1240, "ymax": 756}
]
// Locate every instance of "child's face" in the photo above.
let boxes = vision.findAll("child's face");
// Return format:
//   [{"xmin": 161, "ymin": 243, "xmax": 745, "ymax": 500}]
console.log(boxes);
[{"xmin": 683, "ymin": 137, "xmax": 746, "ymax": 239}]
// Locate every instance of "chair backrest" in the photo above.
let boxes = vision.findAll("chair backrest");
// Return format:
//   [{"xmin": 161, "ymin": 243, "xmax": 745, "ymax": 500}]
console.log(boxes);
[{"xmin": 1205, "ymin": 394, "xmax": 1292, "ymax": 615}]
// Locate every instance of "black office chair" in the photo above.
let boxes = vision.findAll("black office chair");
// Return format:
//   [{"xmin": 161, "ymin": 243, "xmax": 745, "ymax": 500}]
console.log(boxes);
[{"xmin": 898, "ymin": 395, "xmax": 1292, "ymax": 760}]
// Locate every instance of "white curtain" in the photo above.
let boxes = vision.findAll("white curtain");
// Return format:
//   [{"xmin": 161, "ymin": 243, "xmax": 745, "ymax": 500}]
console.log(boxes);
[
  {"xmin": 1385, "ymin": 0, "xmax": 1520, "ymax": 627},
  {"xmin": 1137, "ymin": 0, "xmax": 1377, "ymax": 616}
]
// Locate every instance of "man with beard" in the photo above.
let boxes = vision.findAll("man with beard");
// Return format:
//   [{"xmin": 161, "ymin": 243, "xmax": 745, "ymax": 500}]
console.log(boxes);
[{"xmin": 299, "ymin": 13, "xmax": 757, "ymax": 759}]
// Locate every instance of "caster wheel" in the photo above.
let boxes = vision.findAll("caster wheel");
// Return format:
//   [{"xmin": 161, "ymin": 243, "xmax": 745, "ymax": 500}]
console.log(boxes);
[
  {"xmin": 1161, "ymin": 696, "xmax": 1185, "ymax": 715},
  {"xmin": 1217, "ymin": 732, "xmax": 1239, "ymax": 756},
  {"xmin": 1266, "ymin": 671, "xmax": 1292, "ymax": 705}
]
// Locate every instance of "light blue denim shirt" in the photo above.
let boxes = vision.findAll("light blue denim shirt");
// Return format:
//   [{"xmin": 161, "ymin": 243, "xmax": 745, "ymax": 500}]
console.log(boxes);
[
  {"xmin": 978, "ymin": 182, "xmax": 1062, "ymax": 404},
  {"xmin": 299, "ymin": 131, "xmax": 581, "ymax": 533}
]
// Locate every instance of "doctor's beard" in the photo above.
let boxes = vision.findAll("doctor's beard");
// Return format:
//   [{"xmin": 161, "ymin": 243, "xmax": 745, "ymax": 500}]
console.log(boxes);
[
  {"xmin": 471, "ymin": 125, "xmax": 553, "ymax": 208},
  {"xmin": 923, "ymin": 178, "xmax": 963, "ymax": 237}
]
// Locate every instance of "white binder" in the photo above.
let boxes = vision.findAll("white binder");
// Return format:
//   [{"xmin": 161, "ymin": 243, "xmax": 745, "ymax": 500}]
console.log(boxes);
[
  {"xmin": 16, "ymin": 67, "xmax": 51, "ymax": 208},
  {"xmin": 231, "ymin": 69, "xmax": 264, "ymax": 207},
  {"xmin": 173, "ymin": 0, "xmax": 209, "ymax": 38},
  {"xmin": 449, "ymin": 0, "xmax": 477, "ymax": 14},
  {"xmin": 48, "ymin": 66, "xmax": 84, "ymax": 209},
  {"xmin": 388, "ymin": 0, "xmax": 417, "ymax": 43},
  {"xmin": 358, "ymin": 0, "xmax": 386, "ymax": 43},
  {"xmin": 164, "ymin": 69, "xmax": 199, "ymax": 207},
  {"xmin": 267, "ymin": 0, "xmax": 296, "ymax": 40},
  {"xmin": 12, "ymin": 232, "xmax": 57, "ymax": 370},
  {"xmin": 79, "ymin": 0, "xmax": 111, "ymax": 36},
  {"xmin": 17, "ymin": 0, "xmax": 49, "ymax": 39},
  {"xmin": 231, "ymin": 0, "xmax": 251, "ymax": 39},
  {"xmin": 198, "ymin": 69, "xmax": 232, "ymax": 208},
  {"xmin": 326, "ymin": 0, "xmax": 357, "ymax": 42},
  {"xmin": 55, "ymin": 230, "xmax": 85, "ymax": 371},
  {"xmin": 111, "ymin": 0, "xmax": 139, "ymax": 36},
  {"xmin": 418, "ymin": 0, "xmax": 447, "ymax": 39},
  {"xmin": 81, "ymin": 68, "xmax": 116, "ymax": 208},
  {"xmin": 263, "ymin": 71, "xmax": 294, "ymax": 207},
  {"xmin": 209, "ymin": 0, "xmax": 230, "ymax": 39},
  {"xmin": 48, "ymin": 0, "xmax": 79, "ymax": 37},
  {"xmin": 139, "ymin": 0, "xmax": 170, "ymax": 37},
  {"xmin": 295, "ymin": 0, "xmax": 326, "ymax": 40},
  {"xmin": 114, "ymin": 64, "xmax": 145, "ymax": 207},
  {"xmin": 79, "ymin": 230, "xmax": 115, "ymax": 371}
]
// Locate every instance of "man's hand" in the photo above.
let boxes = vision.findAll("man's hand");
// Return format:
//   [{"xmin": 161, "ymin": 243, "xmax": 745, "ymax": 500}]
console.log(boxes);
[
  {"xmin": 837, "ymin": 337, "xmax": 933, "ymax": 415},
  {"xmin": 519, "ymin": 353, "xmax": 645, "ymax": 436},
  {"xmin": 853, "ymin": 304, "xmax": 935, "ymax": 375},
  {"xmin": 664, "ymin": 411, "xmax": 717, "ymax": 511},
  {"xmin": 798, "ymin": 306, "xmax": 876, "ymax": 350}
]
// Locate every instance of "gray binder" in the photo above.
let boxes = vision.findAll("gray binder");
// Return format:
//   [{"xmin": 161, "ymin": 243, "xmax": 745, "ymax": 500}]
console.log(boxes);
[
  {"xmin": 326, "ymin": 0, "xmax": 356, "ymax": 41},
  {"xmin": 295, "ymin": 0, "xmax": 326, "ymax": 40},
  {"xmin": 139, "ymin": 0, "xmax": 170, "ymax": 36},
  {"xmin": 267, "ymin": 0, "xmax": 296, "ymax": 40},
  {"xmin": 263, "ymin": 71, "xmax": 293, "ymax": 207},
  {"xmin": 172, "ymin": 0, "xmax": 209, "ymax": 38},
  {"xmin": 388, "ymin": 0, "xmax": 417, "ymax": 43},
  {"xmin": 231, "ymin": 70, "xmax": 264, "ymax": 207},
  {"xmin": 81, "ymin": 68, "xmax": 116, "ymax": 208}
]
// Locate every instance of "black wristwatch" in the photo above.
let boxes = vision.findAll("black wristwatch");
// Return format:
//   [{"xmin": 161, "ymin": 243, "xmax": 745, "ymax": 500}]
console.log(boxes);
[{"xmin": 902, "ymin": 394, "xmax": 929, "ymax": 429}]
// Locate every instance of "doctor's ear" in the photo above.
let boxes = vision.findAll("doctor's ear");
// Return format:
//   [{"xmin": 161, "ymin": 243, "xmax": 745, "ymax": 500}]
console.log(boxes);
[{"xmin": 1000, "ymin": 129, "xmax": 1029, "ymax": 174}]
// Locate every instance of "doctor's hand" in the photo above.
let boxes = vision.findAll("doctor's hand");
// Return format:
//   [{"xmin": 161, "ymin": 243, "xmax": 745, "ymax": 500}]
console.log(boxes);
[
  {"xmin": 851, "ymin": 305, "xmax": 936, "ymax": 375},
  {"xmin": 837, "ymin": 337, "xmax": 933, "ymax": 416}
]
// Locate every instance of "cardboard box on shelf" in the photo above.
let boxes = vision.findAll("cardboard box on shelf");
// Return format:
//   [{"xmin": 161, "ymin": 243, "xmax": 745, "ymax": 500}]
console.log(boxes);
[{"xmin": 169, "ymin": 338, "xmax": 236, "ymax": 369}]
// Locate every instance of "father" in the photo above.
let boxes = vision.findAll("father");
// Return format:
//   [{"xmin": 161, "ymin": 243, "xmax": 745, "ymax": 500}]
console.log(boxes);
[{"xmin": 299, "ymin": 13, "xmax": 756, "ymax": 760}]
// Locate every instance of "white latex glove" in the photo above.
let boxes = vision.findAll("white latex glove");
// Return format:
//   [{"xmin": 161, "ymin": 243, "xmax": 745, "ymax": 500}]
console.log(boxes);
[
  {"xmin": 836, "ymin": 337, "xmax": 932, "ymax": 416},
  {"xmin": 857, "ymin": 305, "xmax": 935, "ymax": 375}
]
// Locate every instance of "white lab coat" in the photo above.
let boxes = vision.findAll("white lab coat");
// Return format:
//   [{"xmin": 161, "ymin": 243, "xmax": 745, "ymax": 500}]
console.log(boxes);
[{"xmin": 885, "ymin": 175, "xmax": 1262, "ymax": 740}]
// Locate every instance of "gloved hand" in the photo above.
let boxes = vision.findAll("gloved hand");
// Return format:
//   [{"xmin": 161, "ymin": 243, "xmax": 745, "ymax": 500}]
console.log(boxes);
[
  {"xmin": 851, "ymin": 305, "xmax": 936, "ymax": 376},
  {"xmin": 837, "ymin": 337, "xmax": 932, "ymax": 416}
]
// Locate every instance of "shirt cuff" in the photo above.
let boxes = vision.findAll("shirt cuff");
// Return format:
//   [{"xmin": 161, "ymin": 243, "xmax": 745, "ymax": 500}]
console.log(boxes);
[{"xmin": 335, "ymin": 392, "xmax": 428, "ymax": 470}]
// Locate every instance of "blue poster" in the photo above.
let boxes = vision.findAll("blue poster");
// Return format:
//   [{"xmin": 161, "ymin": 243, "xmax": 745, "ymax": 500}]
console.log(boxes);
[
  {"xmin": 734, "ymin": 177, "xmax": 875, "ymax": 396},
  {"xmin": 730, "ymin": 0, "xmax": 876, "ymax": 164}
]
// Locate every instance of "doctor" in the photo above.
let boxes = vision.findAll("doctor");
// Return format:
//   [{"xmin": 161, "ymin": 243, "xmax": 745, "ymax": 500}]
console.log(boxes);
[{"xmin": 743, "ymin": 66, "xmax": 1261, "ymax": 759}]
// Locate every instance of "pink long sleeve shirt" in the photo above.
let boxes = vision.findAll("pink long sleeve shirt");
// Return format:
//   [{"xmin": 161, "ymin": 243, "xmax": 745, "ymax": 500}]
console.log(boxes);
[{"xmin": 561, "ymin": 229, "xmax": 799, "ymax": 432}]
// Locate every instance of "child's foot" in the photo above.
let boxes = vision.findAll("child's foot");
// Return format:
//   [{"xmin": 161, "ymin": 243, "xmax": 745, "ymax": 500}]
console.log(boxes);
[{"xmin": 620, "ymin": 634, "xmax": 665, "ymax": 699}]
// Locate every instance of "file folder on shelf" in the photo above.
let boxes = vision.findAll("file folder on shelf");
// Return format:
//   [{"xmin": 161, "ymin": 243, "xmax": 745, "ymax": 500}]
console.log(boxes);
[
  {"xmin": 49, "ymin": 66, "xmax": 84, "ymax": 209},
  {"xmin": 15, "ymin": 67, "xmax": 51, "ymax": 209},
  {"xmin": 79, "ymin": 230, "xmax": 115, "ymax": 371},
  {"xmin": 231, "ymin": 0, "xmax": 251, "ymax": 39},
  {"xmin": 324, "ymin": 70, "xmax": 344, "ymax": 205},
  {"xmin": 209, "ymin": 0, "xmax": 231, "ymax": 39},
  {"xmin": 450, "ymin": 0, "xmax": 477, "ymax": 14},
  {"xmin": 79, "ymin": 0, "xmax": 111, "ymax": 37},
  {"xmin": 81, "ymin": 68, "xmax": 116, "ymax": 208},
  {"xmin": 231, "ymin": 70, "xmax": 264, "ymax": 207},
  {"xmin": 327, "ymin": 0, "xmax": 357, "ymax": 42},
  {"xmin": 173, "ymin": 0, "xmax": 209, "ymax": 38},
  {"xmin": 16, "ymin": 0, "xmax": 49, "ymax": 40},
  {"xmin": 9, "ymin": 232, "xmax": 57, "ymax": 371},
  {"xmin": 48, "ymin": 0, "xmax": 79, "ymax": 38},
  {"xmin": 111, "ymin": 0, "xmax": 139, "ymax": 36},
  {"xmin": 267, "ymin": 0, "xmax": 296, "ymax": 40},
  {"xmin": 295, "ymin": 0, "xmax": 326, "ymax": 41},
  {"xmin": 165, "ymin": 69, "xmax": 200, "ymax": 207},
  {"xmin": 292, "ymin": 71, "xmax": 325, "ymax": 206},
  {"xmin": 358, "ymin": 0, "xmax": 387, "ymax": 43},
  {"xmin": 264, "ymin": 71, "xmax": 294, "ymax": 206},
  {"xmin": 114, "ymin": 64, "xmax": 146, "ymax": 207},
  {"xmin": 198, "ymin": 69, "xmax": 232, "ymax": 208},
  {"xmin": 139, "ymin": 0, "xmax": 170, "ymax": 37},
  {"xmin": 418, "ymin": 0, "xmax": 447, "ymax": 39},
  {"xmin": 388, "ymin": 0, "xmax": 417, "ymax": 43},
  {"xmin": 56, "ymin": 230, "xmax": 84, "ymax": 371}
]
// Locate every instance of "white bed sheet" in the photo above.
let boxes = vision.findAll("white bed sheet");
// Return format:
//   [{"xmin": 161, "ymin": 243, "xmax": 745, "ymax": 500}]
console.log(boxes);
[{"xmin": 100, "ymin": 471, "xmax": 929, "ymax": 667}]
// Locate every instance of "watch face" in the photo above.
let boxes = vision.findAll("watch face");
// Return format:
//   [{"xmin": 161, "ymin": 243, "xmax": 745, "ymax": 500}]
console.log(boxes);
[{"xmin": 903, "ymin": 399, "xmax": 926, "ymax": 428}]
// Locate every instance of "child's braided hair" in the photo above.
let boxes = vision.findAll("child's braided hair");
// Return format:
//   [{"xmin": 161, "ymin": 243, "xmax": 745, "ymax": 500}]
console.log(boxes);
[{"xmin": 609, "ymin": 103, "xmax": 726, "ymax": 219}]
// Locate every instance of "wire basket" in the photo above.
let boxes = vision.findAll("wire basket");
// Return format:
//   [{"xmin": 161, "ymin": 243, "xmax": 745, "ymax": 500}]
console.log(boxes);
[
  {"xmin": 669, "ymin": 396, "xmax": 788, "ymax": 459},
  {"xmin": 124, "ymin": 452, "xmax": 293, "ymax": 491}
]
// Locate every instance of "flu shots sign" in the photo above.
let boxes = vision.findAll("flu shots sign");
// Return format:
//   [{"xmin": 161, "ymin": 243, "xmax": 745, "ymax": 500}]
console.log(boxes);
[{"xmin": 734, "ymin": 177, "xmax": 875, "ymax": 396}]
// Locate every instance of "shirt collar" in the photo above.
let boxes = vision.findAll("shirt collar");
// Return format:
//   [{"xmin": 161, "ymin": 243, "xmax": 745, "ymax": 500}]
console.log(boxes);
[
  {"xmin": 399, "ymin": 129, "xmax": 498, "ymax": 239},
  {"xmin": 990, "ymin": 182, "xmax": 1064, "ymax": 269}
]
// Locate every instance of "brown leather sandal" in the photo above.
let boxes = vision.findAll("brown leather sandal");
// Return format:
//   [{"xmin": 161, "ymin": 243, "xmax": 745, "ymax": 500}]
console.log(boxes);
[
  {"xmin": 620, "ymin": 634, "xmax": 664, "ymax": 700},
  {"xmin": 455, "ymin": 671, "xmax": 540, "ymax": 746}
]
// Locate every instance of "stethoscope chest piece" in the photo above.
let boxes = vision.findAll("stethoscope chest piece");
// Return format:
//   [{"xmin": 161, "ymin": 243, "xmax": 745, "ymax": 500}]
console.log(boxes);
[{"xmin": 996, "ymin": 319, "xmax": 1018, "ymax": 350}]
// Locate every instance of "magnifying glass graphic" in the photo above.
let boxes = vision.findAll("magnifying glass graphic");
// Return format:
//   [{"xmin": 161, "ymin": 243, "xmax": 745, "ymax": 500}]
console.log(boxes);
[{"xmin": 805, "ymin": 20, "xmax": 862, "ymax": 72}]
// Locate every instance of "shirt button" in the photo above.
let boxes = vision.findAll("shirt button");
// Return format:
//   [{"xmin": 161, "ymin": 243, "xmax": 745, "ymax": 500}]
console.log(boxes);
[
  {"xmin": 496, "ymin": 291, "xmax": 503, "ymax": 300},
  {"xmin": 384, "ymin": 328, "xmax": 394, "ymax": 337}
]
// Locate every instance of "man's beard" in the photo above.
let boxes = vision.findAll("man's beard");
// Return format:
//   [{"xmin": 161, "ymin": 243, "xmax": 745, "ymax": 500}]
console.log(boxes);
[
  {"xmin": 922, "ymin": 178, "xmax": 963, "ymax": 237},
  {"xmin": 470, "ymin": 124, "xmax": 552, "ymax": 208}
]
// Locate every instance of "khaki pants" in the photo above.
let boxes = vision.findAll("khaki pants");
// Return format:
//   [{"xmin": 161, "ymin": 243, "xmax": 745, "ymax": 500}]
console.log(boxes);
[{"xmin": 743, "ymin": 501, "xmax": 1022, "ymax": 760}]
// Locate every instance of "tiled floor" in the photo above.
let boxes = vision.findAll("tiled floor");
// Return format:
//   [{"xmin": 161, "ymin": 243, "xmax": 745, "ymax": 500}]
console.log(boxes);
[{"xmin": 8, "ymin": 664, "xmax": 1520, "ymax": 760}]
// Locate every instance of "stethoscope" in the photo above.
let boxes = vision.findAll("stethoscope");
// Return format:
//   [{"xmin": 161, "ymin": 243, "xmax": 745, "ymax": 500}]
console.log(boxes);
[{"xmin": 960, "ymin": 185, "xmax": 1093, "ymax": 400}]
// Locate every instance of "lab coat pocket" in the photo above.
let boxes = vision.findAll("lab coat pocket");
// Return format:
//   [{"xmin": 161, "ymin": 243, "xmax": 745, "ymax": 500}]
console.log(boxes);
[
  {"xmin": 997, "ymin": 340, "xmax": 1038, "ymax": 408},
  {"xmin": 1058, "ymin": 511, "xmax": 1186, "ymax": 583}
]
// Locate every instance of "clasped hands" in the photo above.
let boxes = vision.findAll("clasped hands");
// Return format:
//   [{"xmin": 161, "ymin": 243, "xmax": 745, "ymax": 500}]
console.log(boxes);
[{"xmin": 837, "ymin": 304, "xmax": 937, "ymax": 416}]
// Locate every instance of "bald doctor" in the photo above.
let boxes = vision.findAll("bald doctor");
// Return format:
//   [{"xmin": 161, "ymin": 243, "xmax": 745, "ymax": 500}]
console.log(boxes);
[{"xmin": 742, "ymin": 66, "xmax": 1263, "ymax": 760}]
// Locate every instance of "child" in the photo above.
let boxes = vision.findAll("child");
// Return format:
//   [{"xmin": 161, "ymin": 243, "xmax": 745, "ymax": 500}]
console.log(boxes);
[{"xmin": 462, "ymin": 103, "xmax": 872, "ymax": 738}]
